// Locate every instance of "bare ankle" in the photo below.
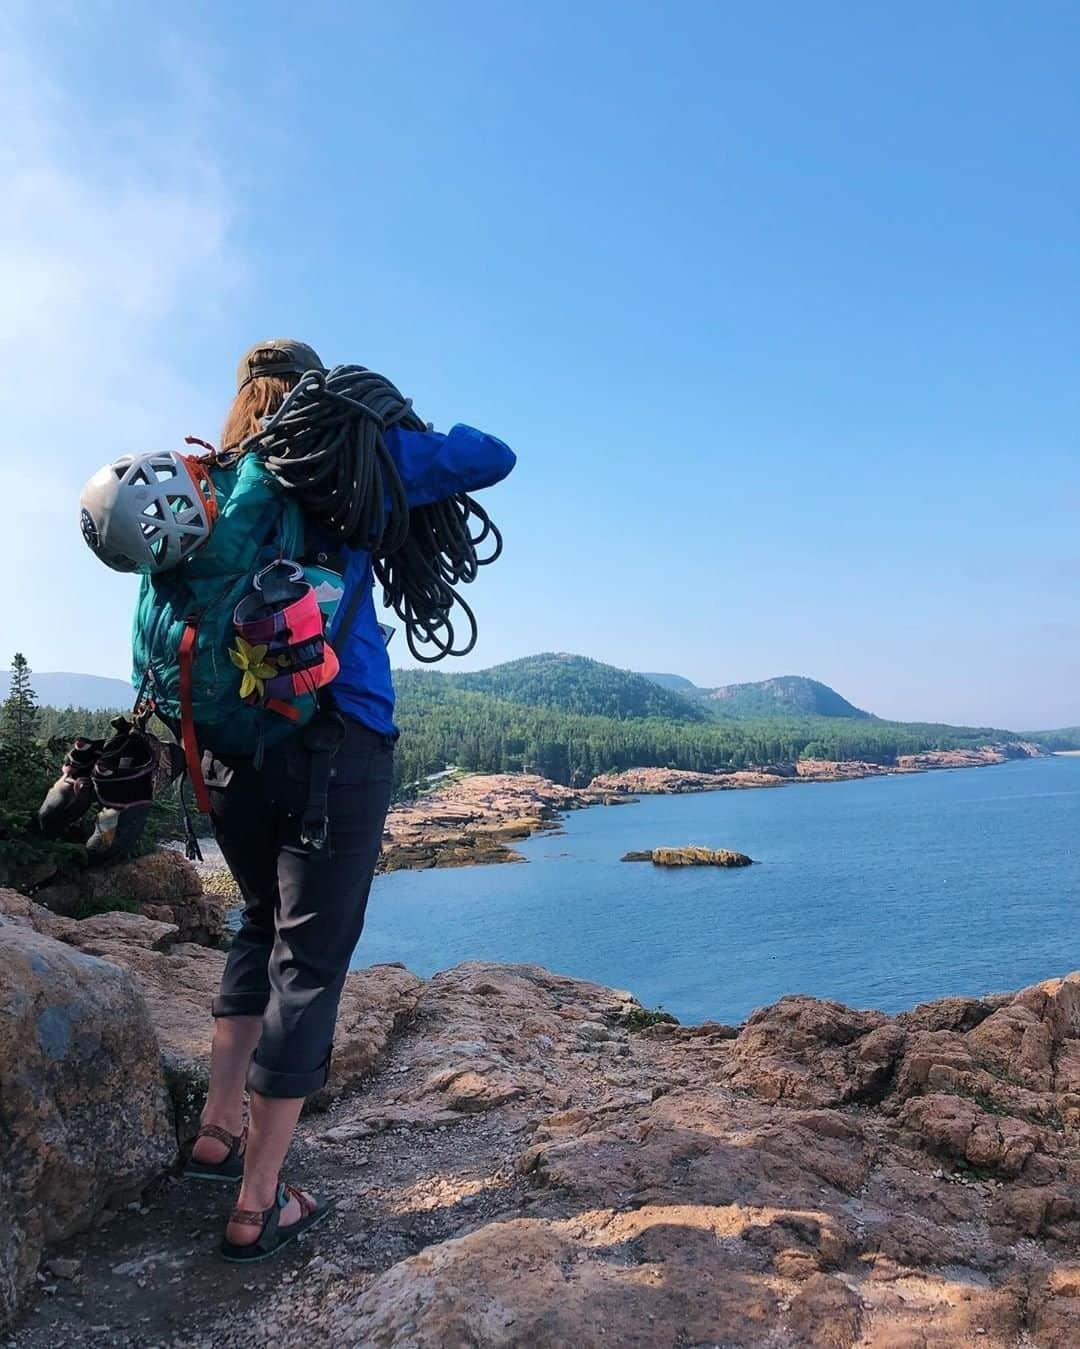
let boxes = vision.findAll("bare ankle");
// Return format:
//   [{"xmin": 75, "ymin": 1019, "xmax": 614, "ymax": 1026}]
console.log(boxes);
[
  {"xmin": 237, "ymin": 1177, "xmax": 279, "ymax": 1213},
  {"xmin": 200, "ymin": 1107, "xmax": 244, "ymax": 1137}
]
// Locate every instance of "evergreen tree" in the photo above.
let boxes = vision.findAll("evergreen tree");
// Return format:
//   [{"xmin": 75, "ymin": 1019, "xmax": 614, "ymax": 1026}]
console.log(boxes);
[{"xmin": 1, "ymin": 653, "xmax": 39, "ymax": 751}]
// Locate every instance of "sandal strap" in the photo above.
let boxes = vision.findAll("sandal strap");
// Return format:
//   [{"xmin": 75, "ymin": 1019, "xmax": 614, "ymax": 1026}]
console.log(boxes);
[
  {"xmin": 196, "ymin": 1123, "xmax": 241, "ymax": 1150},
  {"xmin": 228, "ymin": 1183, "xmax": 291, "ymax": 1238},
  {"xmin": 228, "ymin": 1204, "xmax": 271, "ymax": 1228},
  {"xmin": 283, "ymin": 1183, "xmax": 315, "ymax": 1219}
]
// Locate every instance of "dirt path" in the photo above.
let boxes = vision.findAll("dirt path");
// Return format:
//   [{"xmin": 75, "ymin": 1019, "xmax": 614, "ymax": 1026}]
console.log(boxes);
[{"xmin": 13, "ymin": 1025, "xmax": 542, "ymax": 1348}]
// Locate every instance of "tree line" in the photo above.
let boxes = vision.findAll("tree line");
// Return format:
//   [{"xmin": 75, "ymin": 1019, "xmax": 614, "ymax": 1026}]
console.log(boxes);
[{"xmin": 390, "ymin": 671, "xmax": 1023, "ymax": 788}]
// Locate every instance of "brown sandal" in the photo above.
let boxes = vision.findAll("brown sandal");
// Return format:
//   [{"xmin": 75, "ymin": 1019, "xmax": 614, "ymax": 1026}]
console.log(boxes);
[
  {"xmin": 184, "ymin": 1124, "xmax": 247, "ymax": 1183},
  {"xmin": 220, "ymin": 1182, "xmax": 333, "ymax": 1263}
]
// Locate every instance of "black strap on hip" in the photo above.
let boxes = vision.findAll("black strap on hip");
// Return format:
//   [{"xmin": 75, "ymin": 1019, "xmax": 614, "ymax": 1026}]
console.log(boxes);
[{"xmin": 300, "ymin": 709, "xmax": 346, "ymax": 851}]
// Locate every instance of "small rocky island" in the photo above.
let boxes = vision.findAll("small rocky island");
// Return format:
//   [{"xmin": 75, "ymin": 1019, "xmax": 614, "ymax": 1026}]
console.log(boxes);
[{"xmin": 622, "ymin": 846, "xmax": 755, "ymax": 867}]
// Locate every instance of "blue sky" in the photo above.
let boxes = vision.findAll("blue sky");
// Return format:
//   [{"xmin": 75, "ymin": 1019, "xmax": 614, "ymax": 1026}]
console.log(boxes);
[{"xmin": 2, "ymin": 1, "xmax": 1078, "ymax": 727}]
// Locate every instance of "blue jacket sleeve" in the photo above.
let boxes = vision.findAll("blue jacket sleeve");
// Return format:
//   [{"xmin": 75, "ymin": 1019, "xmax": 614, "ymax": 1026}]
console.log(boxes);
[{"xmin": 385, "ymin": 424, "xmax": 516, "ymax": 508}]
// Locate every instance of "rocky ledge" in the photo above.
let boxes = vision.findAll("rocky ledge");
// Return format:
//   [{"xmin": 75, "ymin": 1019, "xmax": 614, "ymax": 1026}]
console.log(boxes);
[
  {"xmin": 590, "ymin": 766, "xmax": 786, "ymax": 794},
  {"xmin": 378, "ymin": 773, "xmax": 627, "ymax": 872},
  {"xmin": 896, "ymin": 743, "xmax": 1043, "ymax": 770},
  {"xmin": 594, "ymin": 742, "xmax": 1044, "ymax": 797},
  {"xmin": 3, "ymin": 890, "xmax": 1080, "ymax": 1347},
  {"xmin": 15, "ymin": 849, "xmax": 229, "ymax": 946}
]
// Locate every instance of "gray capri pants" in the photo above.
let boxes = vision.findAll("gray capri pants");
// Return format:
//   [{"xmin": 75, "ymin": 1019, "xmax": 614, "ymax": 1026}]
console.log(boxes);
[{"xmin": 206, "ymin": 716, "xmax": 395, "ymax": 1098}]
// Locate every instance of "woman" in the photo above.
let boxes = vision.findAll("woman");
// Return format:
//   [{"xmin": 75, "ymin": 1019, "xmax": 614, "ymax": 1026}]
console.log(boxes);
[{"xmin": 184, "ymin": 339, "xmax": 515, "ymax": 1260}]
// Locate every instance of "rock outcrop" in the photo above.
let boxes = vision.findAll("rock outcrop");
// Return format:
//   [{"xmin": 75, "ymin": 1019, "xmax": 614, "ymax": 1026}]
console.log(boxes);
[
  {"xmin": 590, "ymin": 766, "xmax": 784, "ymax": 794},
  {"xmin": 595, "ymin": 747, "xmax": 1044, "ymax": 798},
  {"xmin": 7, "ymin": 909, "xmax": 1080, "ymax": 1345},
  {"xmin": 0, "ymin": 915, "xmax": 176, "ymax": 1327},
  {"xmin": 0, "ymin": 888, "xmax": 423, "ymax": 1138},
  {"xmin": 32, "ymin": 849, "xmax": 228, "ymax": 946},
  {"xmin": 71, "ymin": 934, "xmax": 423, "ymax": 1134},
  {"xmin": 315, "ymin": 968, "xmax": 1080, "ymax": 1348},
  {"xmin": 896, "ymin": 746, "xmax": 1009, "ymax": 770},
  {"xmin": 794, "ymin": 757, "xmax": 903, "ymax": 780},
  {"xmin": 380, "ymin": 773, "xmax": 623, "ymax": 871}
]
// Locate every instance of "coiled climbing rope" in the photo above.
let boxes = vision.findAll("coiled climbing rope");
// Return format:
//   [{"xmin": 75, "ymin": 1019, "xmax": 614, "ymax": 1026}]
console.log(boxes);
[{"xmin": 243, "ymin": 365, "xmax": 503, "ymax": 662}]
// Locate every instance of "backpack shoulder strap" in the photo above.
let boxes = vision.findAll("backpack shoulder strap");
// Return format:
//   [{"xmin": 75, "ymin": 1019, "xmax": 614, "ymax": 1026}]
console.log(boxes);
[
  {"xmin": 178, "ymin": 620, "xmax": 211, "ymax": 812},
  {"xmin": 332, "ymin": 573, "xmax": 366, "ymax": 647}
]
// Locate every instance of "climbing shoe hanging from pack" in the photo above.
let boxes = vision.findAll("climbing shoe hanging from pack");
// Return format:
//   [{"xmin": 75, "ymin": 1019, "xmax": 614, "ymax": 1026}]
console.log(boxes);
[
  {"xmin": 85, "ymin": 718, "xmax": 184, "ymax": 864},
  {"xmin": 85, "ymin": 805, "xmax": 149, "ymax": 863},
  {"xmin": 38, "ymin": 716, "xmax": 185, "ymax": 863},
  {"xmin": 91, "ymin": 716, "xmax": 182, "ymax": 808},
  {"xmin": 37, "ymin": 737, "xmax": 106, "ymax": 837},
  {"xmin": 92, "ymin": 717, "xmax": 156, "ymax": 807}
]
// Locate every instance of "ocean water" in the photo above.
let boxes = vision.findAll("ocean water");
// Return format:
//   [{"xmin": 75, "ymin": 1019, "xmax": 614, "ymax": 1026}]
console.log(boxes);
[{"xmin": 353, "ymin": 755, "xmax": 1080, "ymax": 1025}]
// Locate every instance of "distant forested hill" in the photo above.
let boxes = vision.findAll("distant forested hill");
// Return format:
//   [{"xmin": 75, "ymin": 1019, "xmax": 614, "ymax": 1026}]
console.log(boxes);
[
  {"xmin": 639, "ymin": 672, "xmax": 701, "ymax": 694},
  {"xmin": 31, "ymin": 672, "xmax": 132, "ymax": 710},
  {"xmin": 1023, "ymin": 727, "xmax": 1080, "ymax": 751},
  {"xmin": 452, "ymin": 654, "xmax": 706, "ymax": 722},
  {"xmin": 448, "ymin": 656, "xmax": 867, "ymax": 725},
  {"xmin": 639, "ymin": 671, "xmax": 873, "ymax": 719},
  {"xmin": 392, "ymin": 665, "xmax": 1017, "ymax": 789},
  {"xmin": 704, "ymin": 676, "xmax": 873, "ymax": 720}
]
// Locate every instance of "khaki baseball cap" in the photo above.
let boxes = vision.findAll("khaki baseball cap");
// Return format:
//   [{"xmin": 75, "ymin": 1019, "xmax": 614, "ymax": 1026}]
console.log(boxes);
[{"xmin": 235, "ymin": 339, "xmax": 326, "ymax": 391}]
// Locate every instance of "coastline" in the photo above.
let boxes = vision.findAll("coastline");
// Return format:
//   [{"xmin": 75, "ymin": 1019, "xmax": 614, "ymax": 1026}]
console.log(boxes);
[
  {"xmin": 191, "ymin": 743, "xmax": 1047, "ymax": 895},
  {"xmin": 374, "ymin": 740, "xmax": 1046, "ymax": 874}
]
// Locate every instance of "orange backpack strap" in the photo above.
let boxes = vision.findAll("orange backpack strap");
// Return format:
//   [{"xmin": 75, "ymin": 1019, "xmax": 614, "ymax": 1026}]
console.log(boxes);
[
  {"xmin": 180, "ymin": 441, "xmax": 221, "ymax": 526},
  {"xmin": 178, "ymin": 621, "xmax": 211, "ymax": 813},
  {"xmin": 265, "ymin": 698, "xmax": 302, "ymax": 722}
]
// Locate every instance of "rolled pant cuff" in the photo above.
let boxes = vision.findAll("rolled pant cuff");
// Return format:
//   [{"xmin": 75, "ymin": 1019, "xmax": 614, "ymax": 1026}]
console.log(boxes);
[
  {"xmin": 246, "ymin": 1053, "xmax": 331, "ymax": 1100},
  {"xmin": 212, "ymin": 992, "xmax": 270, "ymax": 1018}
]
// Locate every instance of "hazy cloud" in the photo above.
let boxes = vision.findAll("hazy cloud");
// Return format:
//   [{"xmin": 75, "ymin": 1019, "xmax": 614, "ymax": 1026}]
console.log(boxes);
[{"xmin": 0, "ymin": 15, "xmax": 242, "ymax": 674}]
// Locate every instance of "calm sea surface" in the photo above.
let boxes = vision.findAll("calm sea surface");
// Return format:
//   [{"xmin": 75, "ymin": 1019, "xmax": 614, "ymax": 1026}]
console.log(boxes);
[{"xmin": 353, "ymin": 756, "xmax": 1080, "ymax": 1025}]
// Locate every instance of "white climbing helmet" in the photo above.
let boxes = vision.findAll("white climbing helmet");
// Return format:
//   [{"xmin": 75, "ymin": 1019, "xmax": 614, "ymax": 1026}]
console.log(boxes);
[{"xmin": 79, "ymin": 451, "xmax": 218, "ymax": 574}]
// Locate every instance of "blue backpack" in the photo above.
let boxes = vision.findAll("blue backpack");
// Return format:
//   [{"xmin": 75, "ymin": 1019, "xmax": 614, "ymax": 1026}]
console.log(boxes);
[{"xmin": 130, "ymin": 453, "xmax": 342, "ymax": 782}]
